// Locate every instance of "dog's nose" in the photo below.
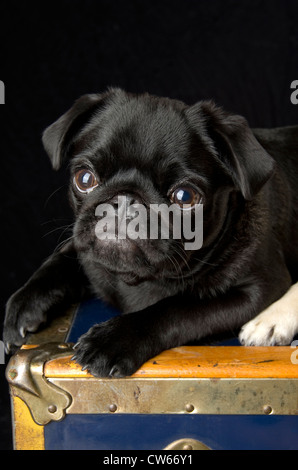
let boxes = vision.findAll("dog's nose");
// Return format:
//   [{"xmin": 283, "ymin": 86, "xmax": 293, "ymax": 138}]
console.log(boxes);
[
  {"xmin": 109, "ymin": 193, "xmax": 142, "ymax": 221},
  {"xmin": 109, "ymin": 193, "xmax": 139, "ymax": 210}
]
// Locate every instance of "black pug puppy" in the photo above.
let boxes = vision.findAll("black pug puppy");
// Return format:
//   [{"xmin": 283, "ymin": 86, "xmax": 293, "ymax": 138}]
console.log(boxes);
[{"xmin": 4, "ymin": 88, "xmax": 298, "ymax": 377}]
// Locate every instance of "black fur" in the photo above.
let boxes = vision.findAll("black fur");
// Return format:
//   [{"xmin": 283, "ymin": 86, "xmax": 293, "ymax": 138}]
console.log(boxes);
[{"xmin": 4, "ymin": 89, "xmax": 298, "ymax": 376}]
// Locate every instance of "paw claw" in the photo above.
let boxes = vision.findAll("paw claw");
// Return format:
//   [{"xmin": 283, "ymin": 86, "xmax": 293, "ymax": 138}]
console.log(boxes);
[
  {"xmin": 20, "ymin": 326, "xmax": 26, "ymax": 339},
  {"xmin": 109, "ymin": 365, "xmax": 120, "ymax": 377}
]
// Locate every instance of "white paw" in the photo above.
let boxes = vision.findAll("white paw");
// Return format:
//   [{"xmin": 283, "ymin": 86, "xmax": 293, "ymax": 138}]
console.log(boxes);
[{"xmin": 239, "ymin": 286, "xmax": 298, "ymax": 346}]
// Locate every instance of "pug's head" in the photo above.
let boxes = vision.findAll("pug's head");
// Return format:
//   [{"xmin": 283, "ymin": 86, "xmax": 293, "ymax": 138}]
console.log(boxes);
[{"xmin": 42, "ymin": 88, "xmax": 275, "ymax": 285}]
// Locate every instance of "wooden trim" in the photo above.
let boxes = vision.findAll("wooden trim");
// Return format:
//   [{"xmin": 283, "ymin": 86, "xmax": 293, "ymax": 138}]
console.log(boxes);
[{"xmin": 44, "ymin": 346, "xmax": 298, "ymax": 379}]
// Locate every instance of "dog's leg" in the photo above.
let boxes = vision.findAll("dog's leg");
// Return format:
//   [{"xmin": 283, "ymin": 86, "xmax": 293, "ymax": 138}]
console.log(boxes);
[
  {"xmin": 3, "ymin": 242, "xmax": 88, "ymax": 352},
  {"xmin": 72, "ymin": 280, "xmax": 289, "ymax": 377},
  {"xmin": 239, "ymin": 282, "xmax": 298, "ymax": 346}
]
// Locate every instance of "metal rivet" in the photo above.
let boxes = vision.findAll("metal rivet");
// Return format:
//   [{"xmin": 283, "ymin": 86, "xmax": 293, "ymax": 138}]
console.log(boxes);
[
  {"xmin": 185, "ymin": 403, "xmax": 194, "ymax": 413},
  {"xmin": 8, "ymin": 369, "xmax": 18, "ymax": 380},
  {"xmin": 109, "ymin": 404, "xmax": 117, "ymax": 413},
  {"xmin": 48, "ymin": 405, "xmax": 57, "ymax": 414},
  {"xmin": 263, "ymin": 405, "xmax": 273, "ymax": 415},
  {"xmin": 58, "ymin": 327, "xmax": 68, "ymax": 333}
]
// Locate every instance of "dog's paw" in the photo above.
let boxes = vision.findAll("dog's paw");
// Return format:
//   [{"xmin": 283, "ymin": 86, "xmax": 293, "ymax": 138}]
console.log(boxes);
[
  {"xmin": 239, "ymin": 303, "xmax": 298, "ymax": 346},
  {"xmin": 72, "ymin": 315, "xmax": 149, "ymax": 377},
  {"xmin": 3, "ymin": 286, "xmax": 50, "ymax": 353}
]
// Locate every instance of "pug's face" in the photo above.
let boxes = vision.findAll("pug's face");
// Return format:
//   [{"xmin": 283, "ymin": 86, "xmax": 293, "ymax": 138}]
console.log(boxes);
[{"xmin": 42, "ymin": 89, "xmax": 275, "ymax": 285}]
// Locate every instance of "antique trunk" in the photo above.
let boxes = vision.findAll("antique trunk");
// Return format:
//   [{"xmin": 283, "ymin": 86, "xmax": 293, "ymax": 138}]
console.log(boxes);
[{"xmin": 6, "ymin": 298, "xmax": 298, "ymax": 450}]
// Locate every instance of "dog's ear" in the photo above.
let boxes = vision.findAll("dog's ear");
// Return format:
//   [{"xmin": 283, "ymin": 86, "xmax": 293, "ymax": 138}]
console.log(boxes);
[
  {"xmin": 42, "ymin": 93, "xmax": 104, "ymax": 170},
  {"xmin": 186, "ymin": 101, "xmax": 276, "ymax": 200}
]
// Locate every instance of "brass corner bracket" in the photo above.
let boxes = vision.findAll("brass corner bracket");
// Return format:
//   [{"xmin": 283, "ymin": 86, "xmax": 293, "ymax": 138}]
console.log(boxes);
[{"xmin": 6, "ymin": 342, "xmax": 74, "ymax": 425}]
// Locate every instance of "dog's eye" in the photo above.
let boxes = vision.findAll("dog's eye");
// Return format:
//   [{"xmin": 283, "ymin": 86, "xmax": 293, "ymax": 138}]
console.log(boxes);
[
  {"xmin": 74, "ymin": 169, "xmax": 98, "ymax": 193},
  {"xmin": 170, "ymin": 187, "xmax": 201, "ymax": 209}
]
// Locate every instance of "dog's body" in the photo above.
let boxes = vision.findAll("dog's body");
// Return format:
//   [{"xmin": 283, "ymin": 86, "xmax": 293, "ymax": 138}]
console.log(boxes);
[{"xmin": 4, "ymin": 89, "xmax": 298, "ymax": 377}]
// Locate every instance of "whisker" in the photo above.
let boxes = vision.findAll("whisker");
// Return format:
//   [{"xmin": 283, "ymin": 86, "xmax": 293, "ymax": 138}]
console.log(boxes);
[
  {"xmin": 43, "ymin": 185, "xmax": 67, "ymax": 209},
  {"xmin": 42, "ymin": 223, "xmax": 74, "ymax": 239},
  {"xmin": 165, "ymin": 252, "xmax": 183, "ymax": 287},
  {"xmin": 54, "ymin": 234, "xmax": 76, "ymax": 253},
  {"xmin": 169, "ymin": 240, "xmax": 198, "ymax": 290}
]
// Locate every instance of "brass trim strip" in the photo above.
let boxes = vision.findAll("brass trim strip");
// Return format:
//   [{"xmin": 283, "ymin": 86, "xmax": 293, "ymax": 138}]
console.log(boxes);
[
  {"xmin": 26, "ymin": 305, "xmax": 77, "ymax": 345},
  {"xmin": 11, "ymin": 395, "xmax": 45, "ymax": 450},
  {"xmin": 49, "ymin": 377, "xmax": 298, "ymax": 416}
]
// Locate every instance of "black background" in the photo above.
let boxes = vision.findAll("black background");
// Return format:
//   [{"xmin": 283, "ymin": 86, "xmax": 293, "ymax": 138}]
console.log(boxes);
[{"xmin": 1, "ymin": 0, "xmax": 298, "ymax": 450}]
